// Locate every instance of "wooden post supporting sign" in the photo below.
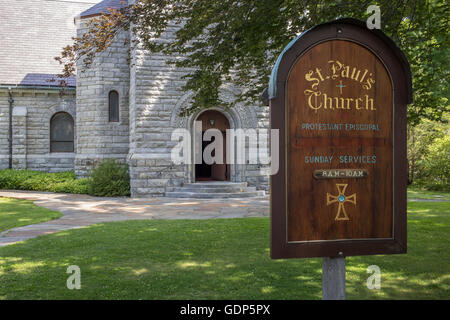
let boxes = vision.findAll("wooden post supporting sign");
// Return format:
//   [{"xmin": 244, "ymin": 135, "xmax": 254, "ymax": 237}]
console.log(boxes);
[
  {"xmin": 268, "ymin": 19, "xmax": 412, "ymax": 299},
  {"xmin": 322, "ymin": 257, "xmax": 346, "ymax": 300}
]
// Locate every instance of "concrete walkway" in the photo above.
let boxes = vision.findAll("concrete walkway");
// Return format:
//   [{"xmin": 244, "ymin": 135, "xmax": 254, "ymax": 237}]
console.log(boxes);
[
  {"xmin": 1, "ymin": 190, "xmax": 448, "ymax": 247},
  {"xmin": 0, "ymin": 190, "xmax": 269, "ymax": 247}
]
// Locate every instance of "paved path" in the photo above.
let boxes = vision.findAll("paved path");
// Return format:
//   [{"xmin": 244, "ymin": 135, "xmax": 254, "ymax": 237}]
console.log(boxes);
[
  {"xmin": 407, "ymin": 198, "xmax": 450, "ymax": 202},
  {"xmin": 0, "ymin": 190, "xmax": 269, "ymax": 247},
  {"xmin": 1, "ymin": 191, "xmax": 448, "ymax": 247}
]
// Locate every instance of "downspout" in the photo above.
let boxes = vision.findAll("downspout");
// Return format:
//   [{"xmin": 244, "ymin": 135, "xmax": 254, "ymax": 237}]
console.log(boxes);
[{"xmin": 8, "ymin": 88, "xmax": 14, "ymax": 169}]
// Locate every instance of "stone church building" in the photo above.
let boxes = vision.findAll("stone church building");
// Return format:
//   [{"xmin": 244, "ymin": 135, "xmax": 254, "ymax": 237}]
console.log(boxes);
[{"xmin": 0, "ymin": 0, "xmax": 270, "ymax": 197}]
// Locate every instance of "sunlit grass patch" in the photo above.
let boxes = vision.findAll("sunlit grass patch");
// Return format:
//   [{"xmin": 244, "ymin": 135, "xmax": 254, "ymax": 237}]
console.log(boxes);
[
  {"xmin": 0, "ymin": 197, "xmax": 61, "ymax": 233},
  {"xmin": 407, "ymin": 188, "xmax": 450, "ymax": 200},
  {"xmin": 0, "ymin": 201, "xmax": 448, "ymax": 300}
]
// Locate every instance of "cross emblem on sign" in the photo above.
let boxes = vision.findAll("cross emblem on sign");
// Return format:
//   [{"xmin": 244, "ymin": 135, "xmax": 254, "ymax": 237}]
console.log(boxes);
[
  {"xmin": 336, "ymin": 80, "xmax": 346, "ymax": 94},
  {"xmin": 326, "ymin": 183, "xmax": 357, "ymax": 221}
]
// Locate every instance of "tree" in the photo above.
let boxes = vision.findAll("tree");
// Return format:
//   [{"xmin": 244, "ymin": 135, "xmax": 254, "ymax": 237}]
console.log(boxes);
[
  {"xmin": 407, "ymin": 120, "xmax": 439, "ymax": 185},
  {"xmin": 56, "ymin": 0, "xmax": 449, "ymax": 121},
  {"xmin": 407, "ymin": 112, "xmax": 449, "ymax": 189}
]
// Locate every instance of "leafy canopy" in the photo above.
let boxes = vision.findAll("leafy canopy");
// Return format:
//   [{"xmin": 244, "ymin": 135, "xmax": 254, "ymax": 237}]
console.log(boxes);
[{"xmin": 57, "ymin": 0, "xmax": 449, "ymax": 123}]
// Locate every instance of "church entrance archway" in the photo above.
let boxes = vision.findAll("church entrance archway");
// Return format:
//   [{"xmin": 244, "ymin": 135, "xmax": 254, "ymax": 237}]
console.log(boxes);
[{"xmin": 195, "ymin": 110, "xmax": 230, "ymax": 181}]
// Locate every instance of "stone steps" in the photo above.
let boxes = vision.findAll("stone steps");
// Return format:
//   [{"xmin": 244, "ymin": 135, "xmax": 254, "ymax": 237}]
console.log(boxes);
[
  {"xmin": 171, "ymin": 187, "xmax": 256, "ymax": 193},
  {"xmin": 184, "ymin": 182, "xmax": 248, "ymax": 188},
  {"xmin": 166, "ymin": 181, "xmax": 265, "ymax": 199}
]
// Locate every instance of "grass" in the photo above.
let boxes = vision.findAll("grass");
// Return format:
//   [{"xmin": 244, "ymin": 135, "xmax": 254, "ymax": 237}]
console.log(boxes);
[
  {"xmin": 407, "ymin": 187, "xmax": 450, "ymax": 200},
  {"xmin": 0, "ymin": 197, "xmax": 61, "ymax": 233},
  {"xmin": 0, "ymin": 200, "xmax": 448, "ymax": 300},
  {"xmin": 347, "ymin": 201, "xmax": 450, "ymax": 299}
]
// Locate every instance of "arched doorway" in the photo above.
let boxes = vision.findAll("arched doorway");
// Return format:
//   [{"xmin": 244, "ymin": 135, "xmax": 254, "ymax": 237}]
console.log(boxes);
[{"xmin": 195, "ymin": 110, "xmax": 230, "ymax": 181}]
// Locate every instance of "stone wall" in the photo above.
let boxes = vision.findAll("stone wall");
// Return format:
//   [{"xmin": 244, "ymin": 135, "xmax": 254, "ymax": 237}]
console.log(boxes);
[
  {"xmin": 0, "ymin": 16, "xmax": 270, "ymax": 197},
  {"xmin": 0, "ymin": 90, "xmax": 10, "ymax": 169},
  {"xmin": 0, "ymin": 88, "xmax": 76, "ymax": 172},
  {"xmin": 128, "ymin": 23, "xmax": 270, "ymax": 197},
  {"xmin": 74, "ymin": 18, "xmax": 130, "ymax": 177},
  {"xmin": 12, "ymin": 106, "xmax": 27, "ymax": 169}
]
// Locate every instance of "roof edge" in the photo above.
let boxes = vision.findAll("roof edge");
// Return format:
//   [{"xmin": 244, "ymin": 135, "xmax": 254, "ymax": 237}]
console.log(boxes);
[
  {"xmin": 0, "ymin": 85, "xmax": 76, "ymax": 91},
  {"xmin": 79, "ymin": 0, "xmax": 128, "ymax": 19}
]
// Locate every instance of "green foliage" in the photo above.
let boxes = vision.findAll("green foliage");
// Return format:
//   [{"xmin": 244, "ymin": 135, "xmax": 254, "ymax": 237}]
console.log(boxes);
[
  {"xmin": 408, "ymin": 113, "xmax": 450, "ymax": 191},
  {"xmin": 0, "ymin": 170, "xmax": 90, "ymax": 194},
  {"xmin": 88, "ymin": 159, "xmax": 131, "ymax": 197},
  {"xmin": 61, "ymin": 0, "xmax": 449, "ymax": 122},
  {"xmin": 0, "ymin": 160, "xmax": 131, "ymax": 197},
  {"xmin": 397, "ymin": 0, "xmax": 449, "ymax": 125},
  {"xmin": 414, "ymin": 135, "xmax": 450, "ymax": 191}
]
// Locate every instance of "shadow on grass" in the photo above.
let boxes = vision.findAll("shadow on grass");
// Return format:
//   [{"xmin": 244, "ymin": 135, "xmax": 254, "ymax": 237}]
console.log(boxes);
[
  {"xmin": 0, "ymin": 201, "xmax": 448, "ymax": 300},
  {"xmin": 0, "ymin": 219, "xmax": 322, "ymax": 300},
  {"xmin": 346, "ymin": 202, "xmax": 450, "ymax": 299}
]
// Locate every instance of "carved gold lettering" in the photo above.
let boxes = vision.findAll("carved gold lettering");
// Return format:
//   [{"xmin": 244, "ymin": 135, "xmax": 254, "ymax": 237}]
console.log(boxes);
[
  {"xmin": 329, "ymin": 60, "xmax": 343, "ymax": 80},
  {"xmin": 365, "ymin": 95, "xmax": 375, "ymax": 110},
  {"xmin": 304, "ymin": 92, "xmax": 376, "ymax": 112},
  {"xmin": 360, "ymin": 69, "xmax": 368, "ymax": 83},
  {"xmin": 345, "ymin": 98, "xmax": 353, "ymax": 109},
  {"xmin": 355, "ymin": 97, "xmax": 363, "ymax": 110},
  {"xmin": 350, "ymin": 67, "xmax": 361, "ymax": 81},
  {"xmin": 341, "ymin": 66, "xmax": 350, "ymax": 78},
  {"xmin": 316, "ymin": 68, "xmax": 325, "ymax": 81},
  {"xmin": 323, "ymin": 93, "xmax": 333, "ymax": 110},
  {"xmin": 306, "ymin": 91, "xmax": 322, "ymax": 111},
  {"xmin": 363, "ymin": 75, "xmax": 375, "ymax": 90},
  {"xmin": 334, "ymin": 97, "xmax": 345, "ymax": 109},
  {"xmin": 305, "ymin": 70, "xmax": 320, "ymax": 90},
  {"xmin": 303, "ymin": 61, "xmax": 377, "ymax": 112}
]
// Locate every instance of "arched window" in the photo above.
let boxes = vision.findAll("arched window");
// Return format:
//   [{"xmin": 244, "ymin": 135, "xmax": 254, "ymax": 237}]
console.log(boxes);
[
  {"xmin": 109, "ymin": 90, "xmax": 119, "ymax": 122},
  {"xmin": 50, "ymin": 112, "xmax": 74, "ymax": 152}
]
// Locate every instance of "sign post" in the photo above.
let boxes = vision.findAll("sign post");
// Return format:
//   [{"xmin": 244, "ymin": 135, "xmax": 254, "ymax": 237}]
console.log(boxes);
[
  {"xmin": 322, "ymin": 257, "xmax": 345, "ymax": 300},
  {"xmin": 268, "ymin": 19, "xmax": 412, "ymax": 299}
]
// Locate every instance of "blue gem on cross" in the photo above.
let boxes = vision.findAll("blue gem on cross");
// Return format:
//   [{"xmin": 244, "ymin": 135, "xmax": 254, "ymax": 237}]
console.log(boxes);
[{"xmin": 336, "ymin": 80, "xmax": 346, "ymax": 94}]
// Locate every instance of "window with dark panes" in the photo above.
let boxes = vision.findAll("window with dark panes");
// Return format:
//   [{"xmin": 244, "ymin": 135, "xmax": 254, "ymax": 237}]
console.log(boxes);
[
  {"xmin": 109, "ymin": 90, "xmax": 119, "ymax": 122},
  {"xmin": 50, "ymin": 112, "xmax": 74, "ymax": 152}
]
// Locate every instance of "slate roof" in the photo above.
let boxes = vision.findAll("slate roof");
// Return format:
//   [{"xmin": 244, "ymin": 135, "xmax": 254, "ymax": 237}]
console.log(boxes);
[
  {"xmin": 0, "ymin": 0, "xmax": 101, "ymax": 87},
  {"xmin": 18, "ymin": 73, "xmax": 76, "ymax": 88},
  {"xmin": 80, "ymin": 0, "xmax": 128, "ymax": 18}
]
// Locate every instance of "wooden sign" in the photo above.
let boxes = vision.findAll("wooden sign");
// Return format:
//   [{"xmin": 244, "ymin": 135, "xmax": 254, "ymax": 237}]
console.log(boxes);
[{"xmin": 269, "ymin": 19, "xmax": 412, "ymax": 258}]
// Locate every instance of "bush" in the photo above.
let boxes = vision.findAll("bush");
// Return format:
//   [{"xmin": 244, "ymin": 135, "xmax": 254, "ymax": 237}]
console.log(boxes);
[
  {"xmin": 413, "ymin": 135, "xmax": 450, "ymax": 191},
  {"xmin": 0, "ymin": 170, "xmax": 90, "ymax": 194},
  {"xmin": 408, "ymin": 114, "xmax": 450, "ymax": 192},
  {"xmin": 0, "ymin": 160, "xmax": 131, "ymax": 197},
  {"xmin": 88, "ymin": 159, "xmax": 130, "ymax": 197}
]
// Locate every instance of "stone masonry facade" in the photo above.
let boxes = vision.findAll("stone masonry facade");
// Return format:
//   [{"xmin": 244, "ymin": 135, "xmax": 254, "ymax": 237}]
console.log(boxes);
[
  {"xmin": 0, "ymin": 89, "xmax": 77, "ymax": 172},
  {"xmin": 0, "ymin": 0, "xmax": 270, "ymax": 197},
  {"xmin": 74, "ymin": 17, "xmax": 130, "ymax": 177},
  {"xmin": 0, "ymin": 0, "xmax": 101, "ymax": 172},
  {"xmin": 76, "ymin": 15, "xmax": 270, "ymax": 197}
]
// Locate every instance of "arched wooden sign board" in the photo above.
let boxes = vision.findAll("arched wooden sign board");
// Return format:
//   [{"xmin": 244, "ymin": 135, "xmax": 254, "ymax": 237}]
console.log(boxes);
[{"xmin": 269, "ymin": 19, "xmax": 412, "ymax": 259}]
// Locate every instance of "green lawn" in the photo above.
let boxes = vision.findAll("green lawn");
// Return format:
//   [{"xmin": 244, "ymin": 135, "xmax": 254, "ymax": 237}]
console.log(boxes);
[
  {"xmin": 0, "ymin": 200, "xmax": 448, "ymax": 300},
  {"xmin": 0, "ymin": 197, "xmax": 61, "ymax": 233},
  {"xmin": 408, "ymin": 187, "xmax": 450, "ymax": 201}
]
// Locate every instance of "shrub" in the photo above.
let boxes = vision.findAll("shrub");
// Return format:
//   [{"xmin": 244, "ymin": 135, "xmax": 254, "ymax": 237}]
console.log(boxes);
[
  {"xmin": 414, "ymin": 135, "xmax": 450, "ymax": 191},
  {"xmin": 88, "ymin": 159, "xmax": 130, "ymax": 197},
  {"xmin": 0, "ymin": 160, "xmax": 131, "ymax": 197},
  {"xmin": 0, "ymin": 169, "xmax": 90, "ymax": 194},
  {"xmin": 408, "ymin": 114, "xmax": 450, "ymax": 191}
]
